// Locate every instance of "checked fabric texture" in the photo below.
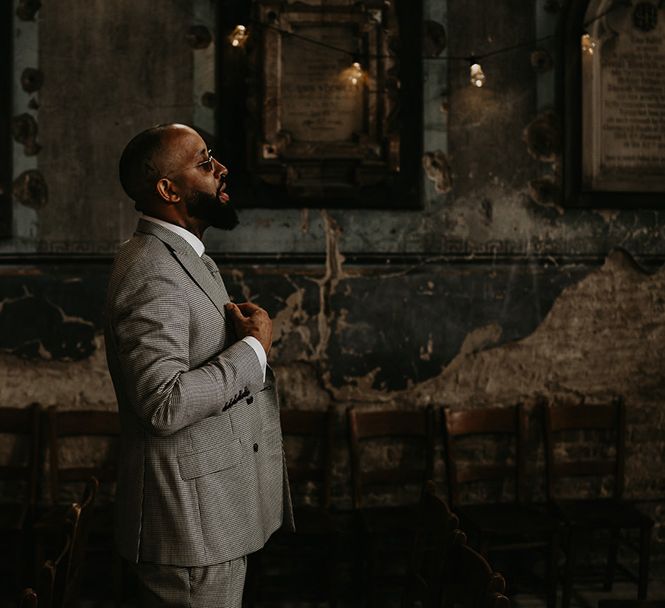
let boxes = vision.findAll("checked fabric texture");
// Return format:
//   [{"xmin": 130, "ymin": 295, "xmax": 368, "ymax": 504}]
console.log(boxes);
[{"xmin": 105, "ymin": 219, "xmax": 294, "ymax": 568}]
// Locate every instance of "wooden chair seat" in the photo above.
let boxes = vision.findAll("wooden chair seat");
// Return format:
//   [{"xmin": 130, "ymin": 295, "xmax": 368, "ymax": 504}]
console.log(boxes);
[{"xmin": 552, "ymin": 498, "xmax": 651, "ymax": 529}]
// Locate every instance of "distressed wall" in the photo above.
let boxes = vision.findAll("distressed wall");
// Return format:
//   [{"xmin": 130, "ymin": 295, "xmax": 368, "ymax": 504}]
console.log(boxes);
[{"xmin": 3, "ymin": 0, "xmax": 665, "ymax": 570}]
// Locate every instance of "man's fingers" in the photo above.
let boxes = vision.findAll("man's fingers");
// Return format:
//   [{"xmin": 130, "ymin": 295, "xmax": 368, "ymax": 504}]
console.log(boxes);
[
  {"xmin": 235, "ymin": 302, "xmax": 261, "ymax": 313},
  {"xmin": 225, "ymin": 302, "xmax": 247, "ymax": 320}
]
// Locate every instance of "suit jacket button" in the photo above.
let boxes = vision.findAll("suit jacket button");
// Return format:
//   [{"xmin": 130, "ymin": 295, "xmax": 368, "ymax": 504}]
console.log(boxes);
[
  {"xmin": 247, "ymin": 396, "xmax": 254, "ymax": 405},
  {"xmin": 253, "ymin": 443, "xmax": 259, "ymax": 452}
]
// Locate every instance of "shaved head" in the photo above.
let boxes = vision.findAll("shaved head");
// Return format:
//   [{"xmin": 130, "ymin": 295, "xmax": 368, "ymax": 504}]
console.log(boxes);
[
  {"xmin": 118, "ymin": 123, "xmax": 238, "ymax": 235},
  {"xmin": 118, "ymin": 124, "xmax": 183, "ymax": 208}
]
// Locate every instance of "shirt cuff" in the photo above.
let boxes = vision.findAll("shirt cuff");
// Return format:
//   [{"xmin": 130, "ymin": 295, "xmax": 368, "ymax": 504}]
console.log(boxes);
[{"xmin": 241, "ymin": 336, "xmax": 267, "ymax": 382}]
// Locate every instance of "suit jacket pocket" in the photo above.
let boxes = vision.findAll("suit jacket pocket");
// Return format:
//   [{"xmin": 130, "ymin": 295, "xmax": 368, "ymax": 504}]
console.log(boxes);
[{"xmin": 178, "ymin": 438, "xmax": 243, "ymax": 480}]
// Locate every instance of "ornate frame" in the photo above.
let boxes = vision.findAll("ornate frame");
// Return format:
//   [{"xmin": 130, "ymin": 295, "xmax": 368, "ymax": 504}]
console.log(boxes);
[
  {"xmin": 216, "ymin": 0, "xmax": 423, "ymax": 209},
  {"xmin": 561, "ymin": 0, "xmax": 665, "ymax": 208},
  {"xmin": 0, "ymin": 0, "xmax": 12, "ymax": 236}
]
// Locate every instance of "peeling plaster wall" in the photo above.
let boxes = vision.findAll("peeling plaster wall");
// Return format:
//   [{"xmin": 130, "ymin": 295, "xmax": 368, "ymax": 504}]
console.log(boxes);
[{"xmin": 3, "ymin": 0, "xmax": 665, "ymax": 567}]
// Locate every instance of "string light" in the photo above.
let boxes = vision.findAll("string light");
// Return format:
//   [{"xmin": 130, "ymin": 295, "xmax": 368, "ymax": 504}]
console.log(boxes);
[
  {"xmin": 469, "ymin": 61, "xmax": 486, "ymax": 87},
  {"xmin": 227, "ymin": 2, "xmax": 627, "ymax": 88},
  {"xmin": 348, "ymin": 61, "xmax": 364, "ymax": 86},
  {"xmin": 581, "ymin": 32, "xmax": 597, "ymax": 55},
  {"xmin": 229, "ymin": 24, "xmax": 249, "ymax": 48}
]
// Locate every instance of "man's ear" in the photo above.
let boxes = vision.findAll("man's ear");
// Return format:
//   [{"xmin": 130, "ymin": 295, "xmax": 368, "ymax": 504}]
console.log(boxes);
[{"xmin": 156, "ymin": 178, "xmax": 180, "ymax": 203}]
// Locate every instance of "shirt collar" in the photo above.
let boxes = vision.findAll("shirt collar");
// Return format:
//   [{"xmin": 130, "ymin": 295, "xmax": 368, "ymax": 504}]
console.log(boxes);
[{"xmin": 140, "ymin": 214, "xmax": 205, "ymax": 257}]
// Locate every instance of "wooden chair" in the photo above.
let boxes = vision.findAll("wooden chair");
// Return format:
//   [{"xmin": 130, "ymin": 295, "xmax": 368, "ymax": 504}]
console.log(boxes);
[
  {"xmin": 0, "ymin": 403, "xmax": 41, "ymax": 593},
  {"xmin": 402, "ymin": 481, "xmax": 462, "ymax": 608},
  {"xmin": 544, "ymin": 398, "xmax": 654, "ymax": 608},
  {"xmin": 442, "ymin": 405, "xmax": 559, "ymax": 608},
  {"xmin": 38, "ymin": 408, "xmax": 120, "ymax": 604},
  {"xmin": 27, "ymin": 477, "xmax": 97, "ymax": 608},
  {"xmin": 247, "ymin": 407, "xmax": 337, "ymax": 606},
  {"xmin": 347, "ymin": 406, "xmax": 435, "ymax": 607}
]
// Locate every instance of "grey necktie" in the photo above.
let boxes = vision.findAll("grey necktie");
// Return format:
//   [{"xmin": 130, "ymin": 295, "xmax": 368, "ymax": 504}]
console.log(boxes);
[
  {"xmin": 201, "ymin": 253, "xmax": 221, "ymax": 282},
  {"xmin": 201, "ymin": 253, "xmax": 230, "ymax": 300}
]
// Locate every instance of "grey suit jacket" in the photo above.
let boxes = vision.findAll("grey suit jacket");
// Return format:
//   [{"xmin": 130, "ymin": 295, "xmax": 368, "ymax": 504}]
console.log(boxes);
[{"xmin": 104, "ymin": 219, "xmax": 294, "ymax": 567}]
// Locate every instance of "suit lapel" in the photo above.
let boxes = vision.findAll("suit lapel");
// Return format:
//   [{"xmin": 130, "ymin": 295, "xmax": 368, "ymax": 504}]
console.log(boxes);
[{"xmin": 136, "ymin": 219, "xmax": 230, "ymax": 318}]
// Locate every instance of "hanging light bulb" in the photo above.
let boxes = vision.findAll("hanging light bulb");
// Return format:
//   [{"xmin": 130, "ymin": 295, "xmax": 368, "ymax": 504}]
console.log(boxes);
[
  {"xmin": 228, "ymin": 24, "xmax": 249, "ymax": 48},
  {"xmin": 581, "ymin": 32, "xmax": 597, "ymax": 55},
  {"xmin": 469, "ymin": 61, "xmax": 485, "ymax": 88},
  {"xmin": 349, "ymin": 61, "xmax": 364, "ymax": 86}
]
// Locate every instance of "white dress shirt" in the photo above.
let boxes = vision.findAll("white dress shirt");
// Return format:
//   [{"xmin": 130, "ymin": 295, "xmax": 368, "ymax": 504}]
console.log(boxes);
[{"xmin": 141, "ymin": 214, "xmax": 267, "ymax": 381}]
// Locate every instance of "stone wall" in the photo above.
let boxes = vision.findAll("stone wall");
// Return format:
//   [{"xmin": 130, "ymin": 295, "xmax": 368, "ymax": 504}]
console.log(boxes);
[{"xmin": 3, "ymin": 0, "xmax": 665, "ymax": 571}]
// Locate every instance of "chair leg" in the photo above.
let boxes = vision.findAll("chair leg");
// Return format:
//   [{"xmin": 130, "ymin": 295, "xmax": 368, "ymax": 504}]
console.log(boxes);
[
  {"xmin": 638, "ymin": 524, "xmax": 652, "ymax": 600},
  {"xmin": 562, "ymin": 527, "xmax": 576, "ymax": 608},
  {"xmin": 547, "ymin": 530, "xmax": 560, "ymax": 608},
  {"xmin": 366, "ymin": 534, "xmax": 378, "ymax": 608},
  {"xmin": 604, "ymin": 527, "xmax": 619, "ymax": 592},
  {"xmin": 328, "ymin": 531, "xmax": 341, "ymax": 608},
  {"xmin": 111, "ymin": 549, "xmax": 125, "ymax": 608}
]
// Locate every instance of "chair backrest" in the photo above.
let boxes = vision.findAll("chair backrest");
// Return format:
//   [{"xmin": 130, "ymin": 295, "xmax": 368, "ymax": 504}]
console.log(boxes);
[
  {"xmin": 46, "ymin": 406, "xmax": 119, "ymax": 503},
  {"xmin": 0, "ymin": 403, "xmax": 41, "ymax": 506},
  {"xmin": 444, "ymin": 539, "xmax": 511, "ymax": 608},
  {"xmin": 347, "ymin": 407, "xmax": 435, "ymax": 509},
  {"xmin": 52, "ymin": 476, "xmax": 99, "ymax": 608},
  {"xmin": 442, "ymin": 405, "xmax": 526, "ymax": 508},
  {"xmin": 402, "ymin": 481, "xmax": 462, "ymax": 608},
  {"xmin": 280, "ymin": 407, "xmax": 335, "ymax": 508},
  {"xmin": 543, "ymin": 398, "xmax": 625, "ymax": 501}
]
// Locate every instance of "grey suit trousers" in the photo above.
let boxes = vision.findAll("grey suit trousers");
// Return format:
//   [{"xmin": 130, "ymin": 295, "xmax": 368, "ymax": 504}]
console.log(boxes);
[{"xmin": 131, "ymin": 556, "xmax": 247, "ymax": 608}]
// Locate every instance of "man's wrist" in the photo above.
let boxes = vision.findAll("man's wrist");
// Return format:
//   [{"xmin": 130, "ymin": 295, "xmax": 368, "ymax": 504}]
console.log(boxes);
[{"xmin": 241, "ymin": 336, "xmax": 267, "ymax": 382}]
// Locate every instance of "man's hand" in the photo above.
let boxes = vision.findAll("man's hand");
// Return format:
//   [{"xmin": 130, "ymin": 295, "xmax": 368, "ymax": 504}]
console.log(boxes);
[{"xmin": 225, "ymin": 302, "xmax": 273, "ymax": 355}]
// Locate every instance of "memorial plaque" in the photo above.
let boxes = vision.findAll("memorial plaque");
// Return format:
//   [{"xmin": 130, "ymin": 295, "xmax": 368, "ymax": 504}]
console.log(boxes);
[
  {"xmin": 216, "ymin": 0, "xmax": 424, "ymax": 209},
  {"xmin": 580, "ymin": 0, "xmax": 665, "ymax": 196},
  {"xmin": 281, "ymin": 26, "xmax": 363, "ymax": 145}
]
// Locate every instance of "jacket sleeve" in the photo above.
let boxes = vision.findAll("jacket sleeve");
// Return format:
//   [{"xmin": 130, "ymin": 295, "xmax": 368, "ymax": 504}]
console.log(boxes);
[{"xmin": 109, "ymin": 269, "xmax": 264, "ymax": 437}]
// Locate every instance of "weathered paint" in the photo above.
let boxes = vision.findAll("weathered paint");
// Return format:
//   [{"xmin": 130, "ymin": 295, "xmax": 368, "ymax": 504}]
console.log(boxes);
[{"xmin": 2, "ymin": 0, "xmax": 664, "ymax": 568}]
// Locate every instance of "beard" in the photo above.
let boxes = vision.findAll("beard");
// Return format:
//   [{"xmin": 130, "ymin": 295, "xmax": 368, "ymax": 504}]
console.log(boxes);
[{"xmin": 185, "ymin": 187, "xmax": 239, "ymax": 231}]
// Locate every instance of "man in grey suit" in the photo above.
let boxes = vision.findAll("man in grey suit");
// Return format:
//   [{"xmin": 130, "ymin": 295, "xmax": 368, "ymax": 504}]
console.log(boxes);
[{"xmin": 105, "ymin": 123, "xmax": 294, "ymax": 607}]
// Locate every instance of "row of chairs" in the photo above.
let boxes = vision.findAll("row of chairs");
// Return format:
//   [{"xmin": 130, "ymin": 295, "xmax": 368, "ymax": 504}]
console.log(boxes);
[
  {"xmin": 0, "ymin": 398, "xmax": 654, "ymax": 607},
  {"xmin": 257, "ymin": 398, "xmax": 653, "ymax": 608}
]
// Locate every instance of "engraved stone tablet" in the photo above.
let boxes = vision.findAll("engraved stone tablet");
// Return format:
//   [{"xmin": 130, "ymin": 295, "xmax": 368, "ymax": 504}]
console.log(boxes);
[
  {"xmin": 582, "ymin": 1, "xmax": 665, "ymax": 192},
  {"xmin": 281, "ymin": 25, "xmax": 363, "ymax": 144}
]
